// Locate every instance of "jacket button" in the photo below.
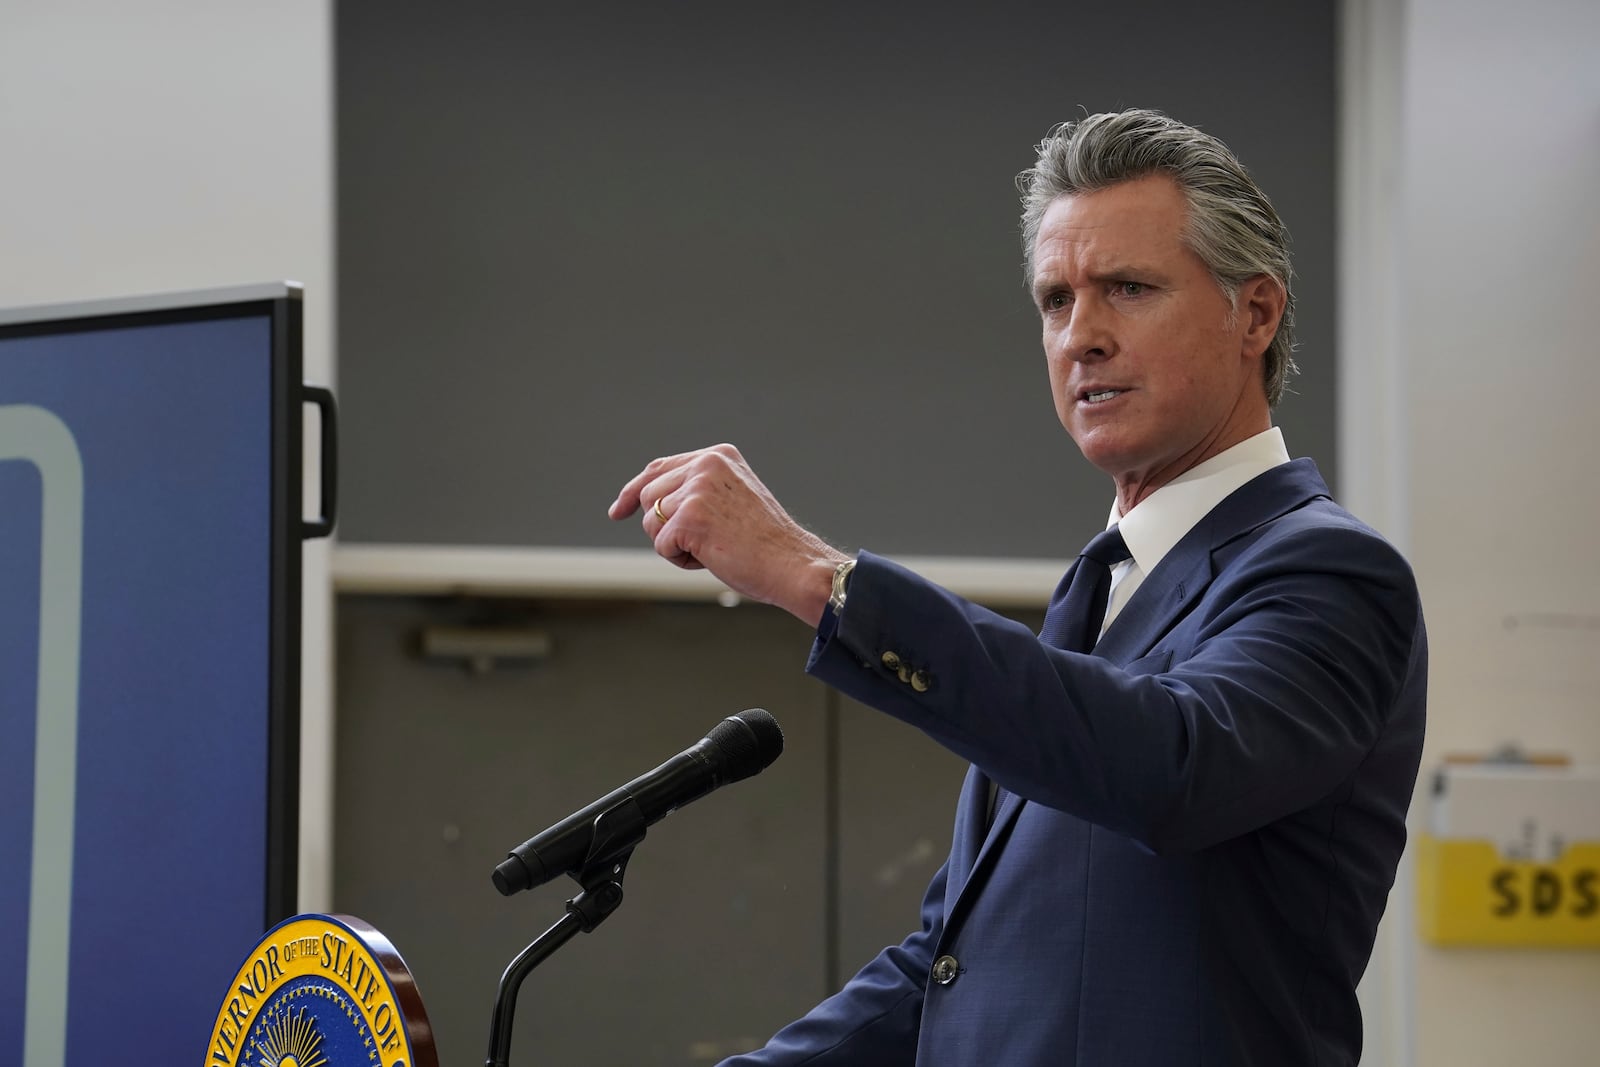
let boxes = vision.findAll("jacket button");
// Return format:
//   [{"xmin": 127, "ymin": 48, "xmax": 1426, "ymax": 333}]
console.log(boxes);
[
  {"xmin": 910, "ymin": 669, "xmax": 931, "ymax": 692},
  {"xmin": 881, "ymin": 651, "xmax": 902, "ymax": 671},
  {"xmin": 931, "ymin": 955, "xmax": 960, "ymax": 986}
]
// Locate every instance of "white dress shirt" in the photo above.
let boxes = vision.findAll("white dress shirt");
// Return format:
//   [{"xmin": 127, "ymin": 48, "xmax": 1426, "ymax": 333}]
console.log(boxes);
[{"xmin": 1099, "ymin": 426, "xmax": 1292, "ymax": 637}]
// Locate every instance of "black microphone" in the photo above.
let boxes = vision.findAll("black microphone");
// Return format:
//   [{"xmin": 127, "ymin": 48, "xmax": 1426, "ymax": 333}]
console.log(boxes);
[{"xmin": 491, "ymin": 708, "xmax": 784, "ymax": 895}]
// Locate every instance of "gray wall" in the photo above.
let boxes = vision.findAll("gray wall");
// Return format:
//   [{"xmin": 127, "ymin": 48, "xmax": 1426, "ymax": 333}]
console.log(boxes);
[{"xmin": 336, "ymin": 0, "xmax": 1338, "ymax": 558}]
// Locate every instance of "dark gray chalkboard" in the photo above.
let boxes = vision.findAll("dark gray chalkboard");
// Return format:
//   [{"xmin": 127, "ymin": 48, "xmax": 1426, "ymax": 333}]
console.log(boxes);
[{"xmin": 337, "ymin": 1, "xmax": 1337, "ymax": 558}]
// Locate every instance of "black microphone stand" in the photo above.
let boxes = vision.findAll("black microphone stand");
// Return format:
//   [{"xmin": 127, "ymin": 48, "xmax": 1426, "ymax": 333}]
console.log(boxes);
[{"xmin": 484, "ymin": 797, "xmax": 646, "ymax": 1067}]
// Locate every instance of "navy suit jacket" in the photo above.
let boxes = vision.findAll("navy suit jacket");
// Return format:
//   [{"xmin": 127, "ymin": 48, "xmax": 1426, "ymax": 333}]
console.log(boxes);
[{"xmin": 721, "ymin": 459, "xmax": 1427, "ymax": 1067}]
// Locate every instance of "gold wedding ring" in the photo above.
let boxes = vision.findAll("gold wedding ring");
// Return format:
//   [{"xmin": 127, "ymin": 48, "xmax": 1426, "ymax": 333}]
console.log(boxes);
[{"xmin": 653, "ymin": 497, "xmax": 668, "ymax": 523}]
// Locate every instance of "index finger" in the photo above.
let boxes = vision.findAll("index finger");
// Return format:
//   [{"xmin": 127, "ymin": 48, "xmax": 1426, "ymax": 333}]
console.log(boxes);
[{"xmin": 608, "ymin": 448, "xmax": 702, "ymax": 519}]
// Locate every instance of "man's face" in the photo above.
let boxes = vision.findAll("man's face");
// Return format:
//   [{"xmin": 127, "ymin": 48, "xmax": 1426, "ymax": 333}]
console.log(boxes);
[{"xmin": 1031, "ymin": 174, "xmax": 1271, "ymax": 512}]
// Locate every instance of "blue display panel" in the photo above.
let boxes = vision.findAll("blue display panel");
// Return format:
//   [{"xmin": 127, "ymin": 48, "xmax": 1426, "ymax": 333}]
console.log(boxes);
[{"xmin": 1, "ymin": 305, "xmax": 287, "ymax": 1066}]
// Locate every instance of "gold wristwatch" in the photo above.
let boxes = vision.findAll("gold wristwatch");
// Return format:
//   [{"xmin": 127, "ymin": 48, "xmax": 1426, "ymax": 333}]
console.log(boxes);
[{"xmin": 829, "ymin": 558, "xmax": 857, "ymax": 616}]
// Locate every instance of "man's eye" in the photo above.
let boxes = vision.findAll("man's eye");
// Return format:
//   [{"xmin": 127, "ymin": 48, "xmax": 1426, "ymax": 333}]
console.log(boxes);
[
  {"xmin": 1118, "ymin": 281, "xmax": 1147, "ymax": 297},
  {"xmin": 1043, "ymin": 292, "xmax": 1070, "ymax": 311}
]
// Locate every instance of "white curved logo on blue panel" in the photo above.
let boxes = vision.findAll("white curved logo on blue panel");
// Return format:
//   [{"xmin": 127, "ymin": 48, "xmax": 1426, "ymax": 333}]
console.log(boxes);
[{"xmin": 0, "ymin": 404, "xmax": 83, "ymax": 1067}]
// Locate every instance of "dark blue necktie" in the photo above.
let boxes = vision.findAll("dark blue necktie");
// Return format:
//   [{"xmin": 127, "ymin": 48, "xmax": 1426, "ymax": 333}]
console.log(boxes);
[
  {"xmin": 987, "ymin": 525, "xmax": 1131, "ymax": 827},
  {"xmin": 1039, "ymin": 524, "xmax": 1132, "ymax": 652}
]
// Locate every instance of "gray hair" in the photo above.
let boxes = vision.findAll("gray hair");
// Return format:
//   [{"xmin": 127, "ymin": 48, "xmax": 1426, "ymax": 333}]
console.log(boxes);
[{"xmin": 1017, "ymin": 109, "xmax": 1298, "ymax": 406}]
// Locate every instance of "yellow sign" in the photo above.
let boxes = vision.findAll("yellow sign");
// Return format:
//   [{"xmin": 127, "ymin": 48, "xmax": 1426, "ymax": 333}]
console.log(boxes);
[
  {"xmin": 205, "ymin": 914, "xmax": 437, "ymax": 1067},
  {"xmin": 1417, "ymin": 835, "xmax": 1600, "ymax": 947}
]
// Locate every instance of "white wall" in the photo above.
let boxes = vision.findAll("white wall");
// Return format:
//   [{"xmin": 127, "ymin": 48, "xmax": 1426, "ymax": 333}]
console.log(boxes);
[
  {"xmin": 0, "ymin": 0, "xmax": 336, "ymax": 910},
  {"xmin": 1344, "ymin": 0, "xmax": 1600, "ymax": 1062}
]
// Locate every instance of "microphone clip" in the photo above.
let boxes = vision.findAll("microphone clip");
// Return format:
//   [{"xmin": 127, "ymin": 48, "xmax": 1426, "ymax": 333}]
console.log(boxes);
[
  {"xmin": 571, "ymin": 794, "xmax": 648, "ymax": 896},
  {"xmin": 565, "ymin": 797, "xmax": 643, "ymax": 932}
]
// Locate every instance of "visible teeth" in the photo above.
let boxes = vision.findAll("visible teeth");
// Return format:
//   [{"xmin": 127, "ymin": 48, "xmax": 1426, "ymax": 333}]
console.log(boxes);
[{"xmin": 1085, "ymin": 390, "xmax": 1118, "ymax": 403}]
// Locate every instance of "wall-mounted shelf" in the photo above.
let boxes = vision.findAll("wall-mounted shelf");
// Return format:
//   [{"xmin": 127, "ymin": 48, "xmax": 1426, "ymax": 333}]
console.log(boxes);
[{"xmin": 334, "ymin": 544, "xmax": 1064, "ymax": 609}]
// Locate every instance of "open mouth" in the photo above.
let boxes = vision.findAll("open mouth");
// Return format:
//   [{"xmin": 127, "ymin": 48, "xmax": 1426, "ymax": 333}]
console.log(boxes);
[{"xmin": 1080, "ymin": 388, "xmax": 1124, "ymax": 405}]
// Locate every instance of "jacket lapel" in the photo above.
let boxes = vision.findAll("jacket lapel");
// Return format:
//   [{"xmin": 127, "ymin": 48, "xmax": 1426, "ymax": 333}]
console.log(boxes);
[
  {"xmin": 1092, "ymin": 548, "xmax": 1212, "ymax": 666},
  {"xmin": 943, "ymin": 773, "xmax": 1025, "ymax": 936}
]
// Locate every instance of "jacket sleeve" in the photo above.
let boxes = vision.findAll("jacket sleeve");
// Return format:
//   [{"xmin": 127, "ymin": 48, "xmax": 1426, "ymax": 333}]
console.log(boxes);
[
  {"xmin": 808, "ymin": 523, "xmax": 1425, "ymax": 856},
  {"xmin": 716, "ymin": 861, "xmax": 944, "ymax": 1066}
]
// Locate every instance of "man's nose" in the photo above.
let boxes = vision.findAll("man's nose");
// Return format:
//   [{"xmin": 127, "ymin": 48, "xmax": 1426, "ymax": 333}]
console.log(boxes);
[{"xmin": 1060, "ymin": 298, "xmax": 1115, "ymax": 363}]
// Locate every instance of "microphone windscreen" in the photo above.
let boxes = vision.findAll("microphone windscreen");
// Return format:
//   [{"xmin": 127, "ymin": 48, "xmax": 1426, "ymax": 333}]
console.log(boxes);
[{"xmin": 706, "ymin": 708, "xmax": 783, "ymax": 783}]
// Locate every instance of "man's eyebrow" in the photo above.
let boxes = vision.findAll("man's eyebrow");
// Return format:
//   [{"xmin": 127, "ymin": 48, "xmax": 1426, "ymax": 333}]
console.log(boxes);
[{"xmin": 1087, "ymin": 263, "xmax": 1167, "ymax": 282}]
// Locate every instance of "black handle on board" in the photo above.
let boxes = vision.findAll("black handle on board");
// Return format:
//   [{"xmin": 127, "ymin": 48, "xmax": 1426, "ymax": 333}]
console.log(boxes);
[{"xmin": 301, "ymin": 383, "xmax": 338, "ymax": 540}]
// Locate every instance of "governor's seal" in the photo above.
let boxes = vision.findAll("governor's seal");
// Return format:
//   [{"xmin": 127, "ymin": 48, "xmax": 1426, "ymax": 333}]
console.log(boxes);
[{"xmin": 205, "ymin": 913, "xmax": 438, "ymax": 1067}]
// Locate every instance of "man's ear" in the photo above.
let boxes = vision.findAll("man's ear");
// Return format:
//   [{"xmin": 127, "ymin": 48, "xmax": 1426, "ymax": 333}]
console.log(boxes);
[{"xmin": 1238, "ymin": 274, "xmax": 1286, "ymax": 362}]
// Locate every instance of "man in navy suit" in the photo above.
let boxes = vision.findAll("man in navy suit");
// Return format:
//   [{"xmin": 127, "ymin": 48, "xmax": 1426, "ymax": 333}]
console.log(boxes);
[{"xmin": 612, "ymin": 109, "xmax": 1426, "ymax": 1066}]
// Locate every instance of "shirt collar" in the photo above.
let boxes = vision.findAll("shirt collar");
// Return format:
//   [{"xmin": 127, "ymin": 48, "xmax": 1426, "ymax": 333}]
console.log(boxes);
[{"xmin": 1108, "ymin": 426, "xmax": 1291, "ymax": 576}]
